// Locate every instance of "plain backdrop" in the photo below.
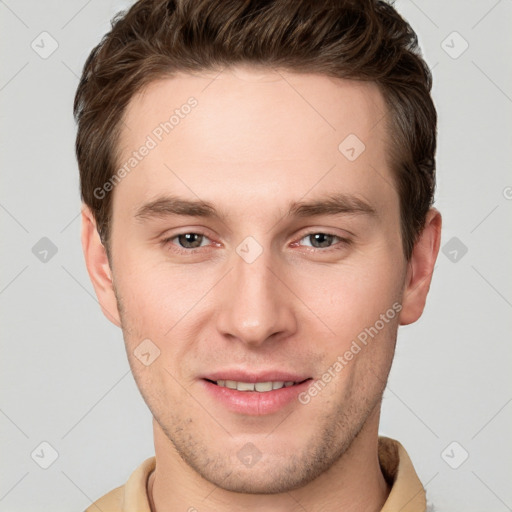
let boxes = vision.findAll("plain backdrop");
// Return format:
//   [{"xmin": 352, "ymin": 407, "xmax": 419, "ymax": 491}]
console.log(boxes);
[{"xmin": 1, "ymin": 1, "xmax": 511, "ymax": 510}]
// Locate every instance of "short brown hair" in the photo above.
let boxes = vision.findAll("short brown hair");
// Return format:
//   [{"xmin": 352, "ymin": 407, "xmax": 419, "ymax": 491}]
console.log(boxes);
[{"xmin": 74, "ymin": 0, "xmax": 436, "ymax": 260}]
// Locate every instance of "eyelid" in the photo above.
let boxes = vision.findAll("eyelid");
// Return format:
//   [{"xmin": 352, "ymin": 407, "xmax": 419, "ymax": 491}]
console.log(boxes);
[
  {"xmin": 161, "ymin": 228, "xmax": 352, "ymax": 255},
  {"xmin": 293, "ymin": 232, "xmax": 352, "ymax": 252},
  {"xmin": 162, "ymin": 231, "xmax": 216, "ymax": 253}
]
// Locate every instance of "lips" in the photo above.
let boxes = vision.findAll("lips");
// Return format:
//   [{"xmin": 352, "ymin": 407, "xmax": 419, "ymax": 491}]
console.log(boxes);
[
  {"xmin": 201, "ymin": 376, "xmax": 314, "ymax": 415},
  {"xmin": 209, "ymin": 380, "xmax": 305, "ymax": 392},
  {"xmin": 201, "ymin": 370, "xmax": 311, "ymax": 384}
]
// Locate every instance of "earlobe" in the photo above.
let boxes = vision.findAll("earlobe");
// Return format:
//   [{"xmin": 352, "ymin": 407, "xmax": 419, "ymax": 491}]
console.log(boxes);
[
  {"xmin": 399, "ymin": 208, "xmax": 442, "ymax": 326},
  {"xmin": 81, "ymin": 204, "xmax": 122, "ymax": 327}
]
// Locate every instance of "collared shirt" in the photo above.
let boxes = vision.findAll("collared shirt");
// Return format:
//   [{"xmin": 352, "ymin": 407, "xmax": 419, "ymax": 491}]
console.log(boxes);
[{"xmin": 84, "ymin": 436, "xmax": 426, "ymax": 512}]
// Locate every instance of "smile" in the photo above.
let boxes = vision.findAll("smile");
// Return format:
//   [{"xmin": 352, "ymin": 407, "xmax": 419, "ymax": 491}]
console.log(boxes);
[{"xmin": 207, "ymin": 379, "xmax": 309, "ymax": 392}]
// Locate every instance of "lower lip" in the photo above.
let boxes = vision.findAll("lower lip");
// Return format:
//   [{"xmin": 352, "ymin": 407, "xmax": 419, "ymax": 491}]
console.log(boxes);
[{"xmin": 201, "ymin": 379, "xmax": 312, "ymax": 416}]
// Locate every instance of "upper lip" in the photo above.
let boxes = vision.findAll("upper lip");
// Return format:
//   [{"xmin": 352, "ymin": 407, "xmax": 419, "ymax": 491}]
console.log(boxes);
[{"xmin": 201, "ymin": 370, "xmax": 312, "ymax": 383}]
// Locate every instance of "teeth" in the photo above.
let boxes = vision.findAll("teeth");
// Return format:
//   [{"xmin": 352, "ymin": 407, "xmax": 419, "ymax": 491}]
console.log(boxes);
[
  {"xmin": 237, "ymin": 381, "xmax": 255, "ymax": 391},
  {"xmin": 255, "ymin": 382, "xmax": 273, "ymax": 392},
  {"xmin": 215, "ymin": 380, "xmax": 298, "ymax": 392}
]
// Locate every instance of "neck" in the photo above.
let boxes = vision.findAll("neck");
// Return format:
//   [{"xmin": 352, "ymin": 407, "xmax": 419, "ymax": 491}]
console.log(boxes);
[{"xmin": 148, "ymin": 407, "xmax": 390, "ymax": 512}]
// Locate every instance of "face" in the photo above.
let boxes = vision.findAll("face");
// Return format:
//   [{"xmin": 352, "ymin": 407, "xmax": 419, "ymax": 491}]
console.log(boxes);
[{"xmin": 83, "ymin": 66, "xmax": 436, "ymax": 494}]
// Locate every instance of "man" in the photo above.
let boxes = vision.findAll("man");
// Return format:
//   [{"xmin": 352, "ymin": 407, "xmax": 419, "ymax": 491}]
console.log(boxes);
[{"xmin": 75, "ymin": 0, "xmax": 441, "ymax": 510}]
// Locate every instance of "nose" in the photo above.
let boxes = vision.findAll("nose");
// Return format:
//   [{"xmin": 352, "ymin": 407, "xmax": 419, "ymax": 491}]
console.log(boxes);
[{"xmin": 215, "ymin": 245, "xmax": 297, "ymax": 347}]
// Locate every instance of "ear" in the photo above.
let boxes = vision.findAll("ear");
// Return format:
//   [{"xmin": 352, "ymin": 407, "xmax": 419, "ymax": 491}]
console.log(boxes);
[
  {"xmin": 399, "ymin": 208, "xmax": 442, "ymax": 326},
  {"xmin": 81, "ymin": 203, "xmax": 121, "ymax": 327}
]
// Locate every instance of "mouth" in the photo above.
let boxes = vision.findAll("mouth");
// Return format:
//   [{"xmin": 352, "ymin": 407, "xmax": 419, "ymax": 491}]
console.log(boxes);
[
  {"xmin": 200, "ymin": 376, "xmax": 314, "ymax": 415},
  {"xmin": 203, "ymin": 378, "xmax": 312, "ymax": 392}
]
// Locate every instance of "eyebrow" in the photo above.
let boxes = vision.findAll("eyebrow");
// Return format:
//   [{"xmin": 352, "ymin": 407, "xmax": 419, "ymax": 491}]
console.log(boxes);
[{"xmin": 134, "ymin": 193, "xmax": 377, "ymax": 222}]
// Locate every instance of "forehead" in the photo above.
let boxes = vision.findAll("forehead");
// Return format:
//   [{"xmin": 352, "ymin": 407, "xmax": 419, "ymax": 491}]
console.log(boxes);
[{"xmin": 113, "ymin": 67, "xmax": 396, "ymax": 220}]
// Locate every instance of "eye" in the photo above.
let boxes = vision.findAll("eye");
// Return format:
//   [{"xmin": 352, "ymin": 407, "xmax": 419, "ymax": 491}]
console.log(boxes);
[
  {"xmin": 296, "ymin": 232, "xmax": 350, "ymax": 251},
  {"xmin": 161, "ymin": 231, "xmax": 350, "ymax": 256},
  {"xmin": 164, "ymin": 232, "xmax": 212, "ymax": 252}
]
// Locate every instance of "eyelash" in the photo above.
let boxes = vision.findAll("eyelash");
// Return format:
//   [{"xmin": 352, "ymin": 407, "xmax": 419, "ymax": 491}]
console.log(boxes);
[{"xmin": 161, "ymin": 231, "xmax": 352, "ymax": 255}]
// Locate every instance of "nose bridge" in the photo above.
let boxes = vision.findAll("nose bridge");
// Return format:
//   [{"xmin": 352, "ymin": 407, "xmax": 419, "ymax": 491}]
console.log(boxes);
[{"xmin": 215, "ymin": 239, "xmax": 296, "ymax": 346}]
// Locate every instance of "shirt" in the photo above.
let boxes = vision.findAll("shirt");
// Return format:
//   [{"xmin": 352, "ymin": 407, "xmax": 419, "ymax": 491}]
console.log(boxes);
[{"xmin": 84, "ymin": 436, "xmax": 426, "ymax": 511}]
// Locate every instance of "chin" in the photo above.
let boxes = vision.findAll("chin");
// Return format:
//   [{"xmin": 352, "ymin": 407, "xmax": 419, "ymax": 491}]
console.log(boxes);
[{"xmin": 205, "ymin": 465, "xmax": 309, "ymax": 495}]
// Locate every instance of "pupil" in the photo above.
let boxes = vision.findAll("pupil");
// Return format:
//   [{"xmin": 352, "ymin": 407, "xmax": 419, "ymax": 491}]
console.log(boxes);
[
  {"xmin": 179, "ymin": 233, "xmax": 202, "ymax": 248},
  {"xmin": 311, "ymin": 233, "xmax": 333, "ymax": 248},
  {"xmin": 177, "ymin": 233, "xmax": 333, "ymax": 249}
]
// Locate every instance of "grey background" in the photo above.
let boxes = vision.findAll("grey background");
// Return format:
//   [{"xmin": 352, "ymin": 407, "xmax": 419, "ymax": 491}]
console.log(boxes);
[{"xmin": 1, "ymin": 0, "xmax": 511, "ymax": 510}]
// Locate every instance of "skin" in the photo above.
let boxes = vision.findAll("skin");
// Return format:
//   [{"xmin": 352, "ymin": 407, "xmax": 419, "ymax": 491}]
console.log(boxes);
[{"xmin": 82, "ymin": 66, "xmax": 441, "ymax": 512}]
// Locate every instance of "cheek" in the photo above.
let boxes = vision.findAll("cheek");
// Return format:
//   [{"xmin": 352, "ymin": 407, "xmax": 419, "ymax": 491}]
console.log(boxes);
[
  {"xmin": 113, "ymin": 254, "xmax": 222, "ymax": 384},
  {"xmin": 128, "ymin": 356, "xmax": 189, "ymax": 428},
  {"xmin": 113, "ymin": 227, "xmax": 405, "ymax": 343},
  {"xmin": 113, "ymin": 250, "xmax": 211, "ymax": 335},
  {"xmin": 292, "ymin": 253, "xmax": 404, "ymax": 337}
]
